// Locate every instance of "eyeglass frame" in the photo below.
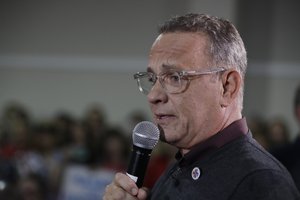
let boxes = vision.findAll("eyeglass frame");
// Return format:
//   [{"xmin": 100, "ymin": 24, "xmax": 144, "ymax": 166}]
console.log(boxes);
[{"xmin": 133, "ymin": 67, "xmax": 226, "ymax": 95}]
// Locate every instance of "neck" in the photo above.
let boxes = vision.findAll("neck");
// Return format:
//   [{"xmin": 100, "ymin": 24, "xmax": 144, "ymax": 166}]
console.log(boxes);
[{"xmin": 180, "ymin": 110, "xmax": 242, "ymax": 156}]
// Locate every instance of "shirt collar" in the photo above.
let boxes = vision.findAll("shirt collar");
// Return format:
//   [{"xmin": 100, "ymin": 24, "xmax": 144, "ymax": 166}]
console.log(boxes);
[{"xmin": 175, "ymin": 117, "xmax": 249, "ymax": 166}]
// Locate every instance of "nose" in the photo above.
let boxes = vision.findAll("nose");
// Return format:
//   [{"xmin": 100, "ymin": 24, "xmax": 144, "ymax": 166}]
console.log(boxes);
[{"xmin": 147, "ymin": 80, "xmax": 168, "ymax": 105}]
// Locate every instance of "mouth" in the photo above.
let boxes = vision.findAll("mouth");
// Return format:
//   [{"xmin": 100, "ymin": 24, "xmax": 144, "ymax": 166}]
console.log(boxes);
[{"xmin": 154, "ymin": 113, "xmax": 176, "ymax": 123}]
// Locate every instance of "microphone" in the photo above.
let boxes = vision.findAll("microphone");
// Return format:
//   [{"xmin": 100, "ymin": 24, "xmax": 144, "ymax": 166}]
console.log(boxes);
[{"xmin": 126, "ymin": 121, "xmax": 160, "ymax": 188}]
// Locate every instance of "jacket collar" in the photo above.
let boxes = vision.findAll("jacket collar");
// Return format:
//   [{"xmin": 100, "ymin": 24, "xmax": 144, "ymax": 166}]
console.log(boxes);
[{"xmin": 175, "ymin": 117, "xmax": 249, "ymax": 166}]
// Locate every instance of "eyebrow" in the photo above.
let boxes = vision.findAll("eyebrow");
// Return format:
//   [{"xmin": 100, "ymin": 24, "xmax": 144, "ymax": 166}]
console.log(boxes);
[{"xmin": 147, "ymin": 64, "xmax": 181, "ymax": 73}]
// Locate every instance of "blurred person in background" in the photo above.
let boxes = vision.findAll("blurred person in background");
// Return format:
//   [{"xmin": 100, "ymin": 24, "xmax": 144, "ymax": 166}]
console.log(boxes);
[
  {"xmin": 0, "ymin": 102, "xmax": 31, "ymax": 159},
  {"xmin": 0, "ymin": 102, "xmax": 51, "ymax": 199},
  {"xmin": 267, "ymin": 117, "xmax": 290, "ymax": 150},
  {"xmin": 247, "ymin": 115, "xmax": 270, "ymax": 150},
  {"xmin": 31, "ymin": 122, "xmax": 64, "ymax": 199},
  {"xmin": 63, "ymin": 120, "xmax": 91, "ymax": 164},
  {"xmin": 58, "ymin": 126, "xmax": 120, "ymax": 200},
  {"xmin": 248, "ymin": 116, "xmax": 290, "ymax": 152},
  {"xmin": 83, "ymin": 104, "xmax": 108, "ymax": 142},
  {"xmin": 0, "ymin": 157, "xmax": 19, "ymax": 200},
  {"xmin": 18, "ymin": 173, "xmax": 47, "ymax": 200},
  {"xmin": 98, "ymin": 128, "xmax": 130, "ymax": 172},
  {"xmin": 52, "ymin": 112, "xmax": 74, "ymax": 148},
  {"xmin": 103, "ymin": 13, "xmax": 300, "ymax": 199},
  {"xmin": 272, "ymin": 85, "xmax": 300, "ymax": 191}
]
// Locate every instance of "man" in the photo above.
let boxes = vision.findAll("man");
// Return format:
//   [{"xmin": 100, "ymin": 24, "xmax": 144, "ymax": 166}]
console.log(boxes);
[
  {"xmin": 272, "ymin": 85, "xmax": 300, "ymax": 191},
  {"xmin": 103, "ymin": 13, "xmax": 300, "ymax": 200}
]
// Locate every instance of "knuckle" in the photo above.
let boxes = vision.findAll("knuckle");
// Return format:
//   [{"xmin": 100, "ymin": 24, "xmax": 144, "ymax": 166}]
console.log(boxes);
[
  {"xmin": 105, "ymin": 184, "xmax": 110, "ymax": 193},
  {"xmin": 114, "ymin": 189, "xmax": 126, "ymax": 200},
  {"xmin": 115, "ymin": 172, "xmax": 124, "ymax": 183}
]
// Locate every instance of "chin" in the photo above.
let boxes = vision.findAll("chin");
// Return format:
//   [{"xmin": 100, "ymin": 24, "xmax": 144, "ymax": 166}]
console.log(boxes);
[
  {"xmin": 158, "ymin": 122, "xmax": 181, "ymax": 141},
  {"xmin": 163, "ymin": 133, "xmax": 180, "ymax": 146}
]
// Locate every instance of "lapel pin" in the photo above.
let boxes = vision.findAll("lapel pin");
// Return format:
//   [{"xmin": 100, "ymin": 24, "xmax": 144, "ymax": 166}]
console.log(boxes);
[{"xmin": 191, "ymin": 167, "xmax": 201, "ymax": 180}]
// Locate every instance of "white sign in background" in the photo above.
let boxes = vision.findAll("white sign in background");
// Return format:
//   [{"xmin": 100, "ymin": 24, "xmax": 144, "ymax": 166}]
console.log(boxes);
[{"xmin": 59, "ymin": 165, "xmax": 115, "ymax": 200}]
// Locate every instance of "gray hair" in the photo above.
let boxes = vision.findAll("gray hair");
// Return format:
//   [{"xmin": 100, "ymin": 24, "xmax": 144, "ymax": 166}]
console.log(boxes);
[{"xmin": 159, "ymin": 13, "xmax": 247, "ymax": 109}]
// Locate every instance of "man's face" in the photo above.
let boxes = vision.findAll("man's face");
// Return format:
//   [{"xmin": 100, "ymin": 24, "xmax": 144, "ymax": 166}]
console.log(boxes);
[{"xmin": 147, "ymin": 32, "xmax": 225, "ymax": 151}]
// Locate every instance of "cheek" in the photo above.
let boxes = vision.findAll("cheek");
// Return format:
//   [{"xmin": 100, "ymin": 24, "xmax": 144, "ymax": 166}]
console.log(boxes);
[
  {"xmin": 179, "ymin": 89, "xmax": 216, "ymax": 126},
  {"xmin": 176, "ymin": 96, "xmax": 199, "ymax": 127}
]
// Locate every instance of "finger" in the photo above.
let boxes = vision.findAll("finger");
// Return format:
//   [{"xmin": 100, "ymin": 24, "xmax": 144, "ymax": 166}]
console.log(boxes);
[
  {"xmin": 137, "ymin": 187, "xmax": 149, "ymax": 200},
  {"xmin": 114, "ymin": 172, "xmax": 138, "ymax": 196},
  {"xmin": 103, "ymin": 183, "xmax": 129, "ymax": 200},
  {"xmin": 104, "ymin": 185, "xmax": 138, "ymax": 200}
]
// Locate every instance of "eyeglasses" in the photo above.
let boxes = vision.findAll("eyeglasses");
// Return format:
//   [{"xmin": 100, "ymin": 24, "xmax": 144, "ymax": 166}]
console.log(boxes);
[{"xmin": 133, "ymin": 67, "xmax": 225, "ymax": 95}]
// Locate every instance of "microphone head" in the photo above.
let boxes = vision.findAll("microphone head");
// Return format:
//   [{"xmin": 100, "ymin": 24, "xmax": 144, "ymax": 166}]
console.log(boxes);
[{"xmin": 132, "ymin": 121, "xmax": 160, "ymax": 150}]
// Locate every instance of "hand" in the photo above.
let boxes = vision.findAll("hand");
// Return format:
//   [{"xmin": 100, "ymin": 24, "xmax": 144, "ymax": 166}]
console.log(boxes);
[{"xmin": 103, "ymin": 172, "xmax": 149, "ymax": 200}]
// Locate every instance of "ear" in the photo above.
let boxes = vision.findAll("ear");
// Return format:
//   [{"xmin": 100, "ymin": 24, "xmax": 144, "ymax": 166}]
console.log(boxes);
[{"xmin": 219, "ymin": 70, "xmax": 241, "ymax": 107}]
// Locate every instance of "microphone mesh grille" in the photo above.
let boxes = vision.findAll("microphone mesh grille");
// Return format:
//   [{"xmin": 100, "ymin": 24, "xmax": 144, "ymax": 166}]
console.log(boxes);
[{"xmin": 132, "ymin": 121, "xmax": 160, "ymax": 150}]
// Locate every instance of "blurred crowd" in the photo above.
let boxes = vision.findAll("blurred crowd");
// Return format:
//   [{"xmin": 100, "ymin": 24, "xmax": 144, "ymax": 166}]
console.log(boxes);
[
  {"xmin": 249, "ymin": 85, "xmax": 300, "ymax": 192},
  {"xmin": 248, "ymin": 115, "xmax": 291, "ymax": 152},
  {"xmin": 0, "ymin": 93, "xmax": 300, "ymax": 199},
  {"xmin": 0, "ymin": 102, "xmax": 175, "ymax": 200}
]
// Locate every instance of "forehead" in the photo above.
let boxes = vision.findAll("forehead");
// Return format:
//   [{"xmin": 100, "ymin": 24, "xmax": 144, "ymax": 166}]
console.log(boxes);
[{"xmin": 148, "ymin": 32, "xmax": 211, "ymax": 71}]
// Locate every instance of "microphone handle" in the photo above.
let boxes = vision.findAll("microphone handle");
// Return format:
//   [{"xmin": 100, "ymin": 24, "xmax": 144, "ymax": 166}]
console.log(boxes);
[{"xmin": 126, "ymin": 145, "xmax": 152, "ymax": 187}]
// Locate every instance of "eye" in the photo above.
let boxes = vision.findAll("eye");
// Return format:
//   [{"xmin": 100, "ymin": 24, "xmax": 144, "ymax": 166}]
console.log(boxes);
[
  {"xmin": 147, "ymin": 73, "xmax": 156, "ymax": 84},
  {"xmin": 165, "ymin": 72, "xmax": 181, "ymax": 85}
]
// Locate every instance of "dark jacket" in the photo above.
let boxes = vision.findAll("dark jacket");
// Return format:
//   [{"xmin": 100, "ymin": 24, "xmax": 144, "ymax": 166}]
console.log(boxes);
[{"xmin": 149, "ymin": 119, "xmax": 300, "ymax": 200}]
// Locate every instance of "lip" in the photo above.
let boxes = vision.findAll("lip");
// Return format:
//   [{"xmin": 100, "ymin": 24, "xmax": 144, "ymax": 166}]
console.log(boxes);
[{"xmin": 154, "ymin": 113, "xmax": 176, "ymax": 124}]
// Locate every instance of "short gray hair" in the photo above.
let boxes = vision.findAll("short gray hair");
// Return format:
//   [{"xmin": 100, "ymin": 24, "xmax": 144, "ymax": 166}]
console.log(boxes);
[{"xmin": 159, "ymin": 13, "xmax": 247, "ymax": 109}]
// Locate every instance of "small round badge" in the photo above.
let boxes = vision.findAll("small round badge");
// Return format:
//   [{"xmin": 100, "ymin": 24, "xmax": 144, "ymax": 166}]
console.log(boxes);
[{"xmin": 191, "ymin": 167, "xmax": 201, "ymax": 180}]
